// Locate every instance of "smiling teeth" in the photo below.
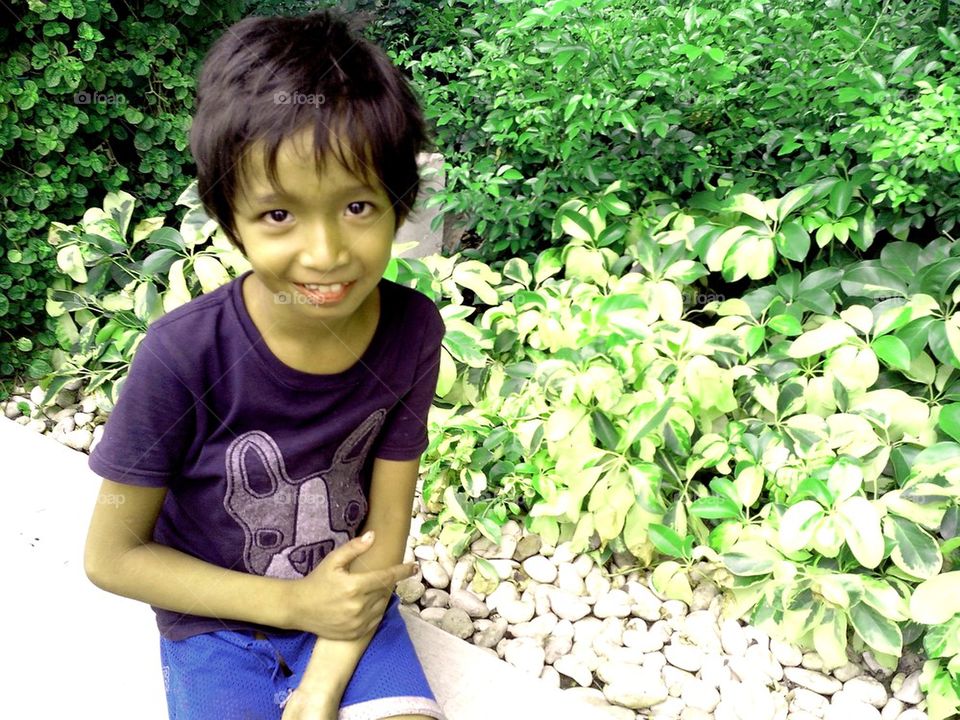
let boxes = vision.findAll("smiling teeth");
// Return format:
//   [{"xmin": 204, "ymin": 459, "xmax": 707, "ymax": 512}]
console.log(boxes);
[{"xmin": 301, "ymin": 283, "xmax": 344, "ymax": 293}]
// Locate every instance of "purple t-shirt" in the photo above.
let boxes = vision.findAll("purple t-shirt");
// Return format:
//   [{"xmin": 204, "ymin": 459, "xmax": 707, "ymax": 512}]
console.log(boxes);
[{"xmin": 88, "ymin": 270, "xmax": 444, "ymax": 640}]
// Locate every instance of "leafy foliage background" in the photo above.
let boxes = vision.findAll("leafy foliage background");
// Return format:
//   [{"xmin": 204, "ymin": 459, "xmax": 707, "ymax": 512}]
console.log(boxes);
[{"xmin": 6, "ymin": 0, "xmax": 960, "ymax": 713}]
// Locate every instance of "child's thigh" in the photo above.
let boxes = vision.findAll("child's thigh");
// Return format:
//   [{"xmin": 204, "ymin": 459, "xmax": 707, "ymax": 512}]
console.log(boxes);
[
  {"xmin": 282, "ymin": 595, "xmax": 444, "ymax": 720},
  {"xmin": 160, "ymin": 630, "xmax": 289, "ymax": 720}
]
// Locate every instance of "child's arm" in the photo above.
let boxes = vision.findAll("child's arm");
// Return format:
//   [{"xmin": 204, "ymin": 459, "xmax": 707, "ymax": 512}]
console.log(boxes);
[
  {"xmin": 281, "ymin": 457, "xmax": 421, "ymax": 718},
  {"xmin": 84, "ymin": 478, "xmax": 412, "ymax": 637}
]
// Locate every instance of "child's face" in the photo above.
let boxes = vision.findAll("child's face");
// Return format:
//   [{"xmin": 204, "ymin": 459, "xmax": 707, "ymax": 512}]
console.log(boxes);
[{"xmin": 231, "ymin": 127, "xmax": 398, "ymax": 334}]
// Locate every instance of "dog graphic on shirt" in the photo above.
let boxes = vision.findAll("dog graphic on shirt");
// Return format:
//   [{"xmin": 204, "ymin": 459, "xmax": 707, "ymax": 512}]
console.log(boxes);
[{"xmin": 223, "ymin": 409, "xmax": 385, "ymax": 578}]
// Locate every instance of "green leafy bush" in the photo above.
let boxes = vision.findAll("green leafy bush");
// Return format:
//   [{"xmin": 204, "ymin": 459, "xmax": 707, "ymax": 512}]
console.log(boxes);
[
  {"xmin": 40, "ymin": 184, "xmax": 249, "ymax": 408},
  {"xmin": 393, "ymin": 0, "xmax": 960, "ymax": 258},
  {"xmin": 0, "ymin": 0, "xmax": 244, "ymax": 391},
  {"xmin": 36, "ymin": 182, "xmax": 422, "ymax": 411},
  {"xmin": 40, "ymin": 167, "xmax": 959, "ymax": 712},
  {"xmin": 385, "ymin": 182, "xmax": 960, "ymax": 717}
]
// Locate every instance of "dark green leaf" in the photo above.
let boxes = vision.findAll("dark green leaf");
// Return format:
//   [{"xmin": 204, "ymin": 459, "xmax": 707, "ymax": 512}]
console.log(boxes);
[
  {"xmin": 828, "ymin": 180, "xmax": 854, "ymax": 217},
  {"xmin": 841, "ymin": 265, "xmax": 908, "ymax": 299},
  {"xmin": 767, "ymin": 314, "xmax": 802, "ymax": 336},
  {"xmin": 937, "ymin": 403, "xmax": 960, "ymax": 443},
  {"xmin": 690, "ymin": 496, "xmax": 742, "ymax": 520},
  {"xmin": 775, "ymin": 221, "xmax": 810, "ymax": 262},
  {"xmin": 709, "ymin": 477, "xmax": 742, "ymax": 507},
  {"xmin": 648, "ymin": 523, "xmax": 689, "ymax": 559},
  {"xmin": 871, "ymin": 335, "xmax": 912, "ymax": 372},
  {"xmin": 591, "ymin": 411, "xmax": 621, "ymax": 451}
]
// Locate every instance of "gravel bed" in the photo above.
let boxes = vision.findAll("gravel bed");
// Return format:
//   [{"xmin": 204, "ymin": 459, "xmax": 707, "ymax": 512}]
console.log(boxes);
[{"xmin": 4, "ymin": 381, "xmax": 932, "ymax": 720}]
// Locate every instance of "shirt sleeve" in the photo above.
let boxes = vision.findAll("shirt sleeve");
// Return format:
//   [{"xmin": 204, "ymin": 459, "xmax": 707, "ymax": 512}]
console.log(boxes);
[
  {"xmin": 87, "ymin": 324, "xmax": 197, "ymax": 486},
  {"xmin": 373, "ymin": 296, "xmax": 445, "ymax": 461}
]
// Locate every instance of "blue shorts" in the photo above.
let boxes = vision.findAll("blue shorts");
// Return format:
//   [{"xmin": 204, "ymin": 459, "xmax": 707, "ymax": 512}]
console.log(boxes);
[{"xmin": 159, "ymin": 595, "xmax": 444, "ymax": 720}]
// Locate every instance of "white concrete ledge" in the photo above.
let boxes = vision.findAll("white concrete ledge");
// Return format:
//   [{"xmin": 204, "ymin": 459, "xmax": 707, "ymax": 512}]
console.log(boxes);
[{"xmin": 2, "ymin": 418, "xmax": 617, "ymax": 719}]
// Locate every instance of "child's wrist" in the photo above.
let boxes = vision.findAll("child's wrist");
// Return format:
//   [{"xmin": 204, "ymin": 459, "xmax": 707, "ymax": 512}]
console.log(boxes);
[
  {"xmin": 298, "ymin": 664, "xmax": 349, "ymax": 695},
  {"xmin": 277, "ymin": 578, "xmax": 306, "ymax": 631}
]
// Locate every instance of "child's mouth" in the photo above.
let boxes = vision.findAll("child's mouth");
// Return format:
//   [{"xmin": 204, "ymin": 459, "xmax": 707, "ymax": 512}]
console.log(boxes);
[{"xmin": 293, "ymin": 281, "xmax": 353, "ymax": 304}]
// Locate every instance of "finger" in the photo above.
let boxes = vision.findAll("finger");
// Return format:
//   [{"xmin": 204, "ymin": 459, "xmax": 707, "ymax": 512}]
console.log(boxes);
[
  {"xmin": 357, "ymin": 563, "xmax": 417, "ymax": 594},
  {"xmin": 326, "ymin": 531, "xmax": 375, "ymax": 570}
]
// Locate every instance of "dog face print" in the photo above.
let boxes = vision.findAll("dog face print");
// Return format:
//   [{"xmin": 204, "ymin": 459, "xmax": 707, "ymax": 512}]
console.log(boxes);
[{"xmin": 223, "ymin": 410, "xmax": 385, "ymax": 578}]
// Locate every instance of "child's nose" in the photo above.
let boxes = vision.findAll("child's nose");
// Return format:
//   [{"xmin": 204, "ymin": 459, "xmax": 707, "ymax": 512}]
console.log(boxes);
[{"xmin": 299, "ymin": 223, "xmax": 349, "ymax": 269}]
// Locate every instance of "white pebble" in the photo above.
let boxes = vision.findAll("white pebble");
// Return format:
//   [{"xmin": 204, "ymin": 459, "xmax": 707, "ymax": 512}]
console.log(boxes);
[
  {"xmin": 554, "ymin": 654, "xmax": 593, "ymax": 687},
  {"xmin": 720, "ymin": 618, "xmax": 748, "ymax": 657},
  {"xmin": 484, "ymin": 581, "xmax": 518, "ymax": 613},
  {"xmin": 880, "ymin": 698, "xmax": 904, "ymax": 720},
  {"xmin": 834, "ymin": 662, "xmax": 864, "ymax": 682},
  {"xmin": 603, "ymin": 679, "xmax": 669, "ymax": 710},
  {"xmin": 842, "ymin": 676, "xmax": 888, "ymax": 707},
  {"xmin": 893, "ymin": 671, "xmax": 923, "ymax": 705},
  {"xmin": 790, "ymin": 687, "xmax": 829, "ymax": 715},
  {"xmin": 557, "ymin": 562, "xmax": 585, "ymax": 594},
  {"xmin": 771, "ymin": 638, "xmax": 803, "ymax": 667},
  {"xmin": 497, "ymin": 598, "xmax": 535, "ymax": 624},
  {"xmin": 895, "ymin": 710, "xmax": 929, "ymax": 720},
  {"xmin": 572, "ymin": 553, "xmax": 594, "ymax": 577},
  {"xmin": 593, "ymin": 589, "xmax": 632, "ymax": 619},
  {"xmin": 664, "ymin": 643, "xmax": 704, "ymax": 673},
  {"xmin": 549, "ymin": 588, "xmax": 591, "ymax": 622},
  {"xmin": 521, "ymin": 555, "xmax": 557, "ymax": 584},
  {"xmin": 627, "ymin": 580, "xmax": 664, "ymax": 621},
  {"xmin": 449, "ymin": 589, "xmax": 489, "ymax": 618},
  {"xmin": 682, "ymin": 679, "xmax": 721, "ymax": 713},
  {"xmin": 419, "ymin": 560, "xmax": 449, "ymax": 589},
  {"xmin": 785, "ymin": 667, "xmax": 843, "ymax": 695},
  {"xmin": 503, "ymin": 637, "xmax": 545, "ymax": 677},
  {"xmin": 824, "ymin": 698, "xmax": 881, "ymax": 720},
  {"xmin": 662, "ymin": 664, "xmax": 696, "ymax": 696},
  {"xmin": 573, "ymin": 617, "xmax": 604, "ymax": 645}
]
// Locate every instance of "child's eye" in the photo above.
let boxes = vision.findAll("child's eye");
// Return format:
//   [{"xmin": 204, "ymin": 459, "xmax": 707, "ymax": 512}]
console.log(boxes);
[
  {"xmin": 346, "ymin": 201, "xmax": 374, "ymax": 216},
  {"xmin": 261, "ymin": 209, "xmax": 291, "ymax": 224}
]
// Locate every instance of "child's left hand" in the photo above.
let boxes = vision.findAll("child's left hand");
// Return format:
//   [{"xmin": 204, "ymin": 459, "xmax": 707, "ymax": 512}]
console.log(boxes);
[{"xmin": 280, "ymin": 686, "xmax": 340, "ymax": 720}]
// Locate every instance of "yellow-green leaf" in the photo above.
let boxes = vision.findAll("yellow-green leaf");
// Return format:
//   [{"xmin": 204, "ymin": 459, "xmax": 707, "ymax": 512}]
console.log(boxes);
[
  {"xmin": 56, "ymin": 245, "xmax": 87, "ymax": 283},
  {"xmin": 651, "ymin": 560, "xmax": 694, "ymax": 604},
  {"xmin": 885, "ymin": 516, "xmax": 943, "ymax": 580},
  {"xmin": 788, "ymin": 320, "xmax": 856, "ymax": 358},
  {"xmin": 779, "ymin": 500, "xmax": 824, "ymax": 553},
  {"xmin": 192, "ymin": 255, "xmax": 231, "ymax": 293},
  {"xmin": 730, "ymin": 193, "xmax": 768, "ymax": 221},
  {"xmin": 813, "ymin": 609, "xmax": 849, "ymax": 670},
  {"xmin": 838, "ymin": 496, "xmax": 884, "ymax": 569},
  {"xmin": 436, "ymin": 346, "xmax": 457, "ymax": 397},
  {"xmin": 910, "ymin": 571, "xmax": 960, "ymax": 624},
  {"xmin": 850, "ymin": 601, "xmax": 903, "ymax": 656}
]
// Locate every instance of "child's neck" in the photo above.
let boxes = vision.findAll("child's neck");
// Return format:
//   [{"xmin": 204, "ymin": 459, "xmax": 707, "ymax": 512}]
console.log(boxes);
[{"xmin": 242, "ymin": 274, "xmax": 381, "ymax": 375}]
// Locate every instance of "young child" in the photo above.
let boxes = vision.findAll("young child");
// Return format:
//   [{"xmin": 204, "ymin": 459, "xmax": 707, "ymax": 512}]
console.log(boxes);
[{"xmin": 83, "ymin": 10, "xmax": 446, "ymax": 720}]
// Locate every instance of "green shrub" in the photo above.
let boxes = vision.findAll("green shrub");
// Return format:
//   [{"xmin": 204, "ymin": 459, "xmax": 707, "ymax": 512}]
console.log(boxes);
[
  {"xmin": 40, "ymin": 170, "xmax": 960, "ymax": 714},
  {"xmin": 39, "ymin": 184, "xmax": 249, "ymax": 409},
  {"xmin": 394, "ymin": 0, "xmax": 959, "ymax": 258},
  {"xmin": 386, "ymin": 181, "xmax": 960, "ymax": 717},
  {"xmin": 0, "ymin": 0, "xmax": 244, "ymax": 393}
]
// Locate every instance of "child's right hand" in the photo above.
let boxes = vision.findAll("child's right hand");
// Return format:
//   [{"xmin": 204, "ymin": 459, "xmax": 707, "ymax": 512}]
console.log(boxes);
[{"xmin": 287, "ymin": 532, "xmax": 417, "ymax": 640}]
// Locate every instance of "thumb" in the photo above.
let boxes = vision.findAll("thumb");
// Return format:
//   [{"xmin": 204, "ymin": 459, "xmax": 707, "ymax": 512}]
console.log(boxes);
[{"xmin": 330, "ymin": 531, "xmax": 375, "ymax": 569}]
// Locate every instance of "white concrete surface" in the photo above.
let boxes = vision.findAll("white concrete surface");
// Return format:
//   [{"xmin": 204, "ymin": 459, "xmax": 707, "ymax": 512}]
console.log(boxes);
[
  {"xmin": 2, "ymin": 417, "xmax": 167, "ymax": 718},
  {"xmin": 395, "ymin": 152, "xmax": 445, "ymax": 259},
  {"xmin": 2, "ymin": 418, "xmax": 618, "ymax": 719}
]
